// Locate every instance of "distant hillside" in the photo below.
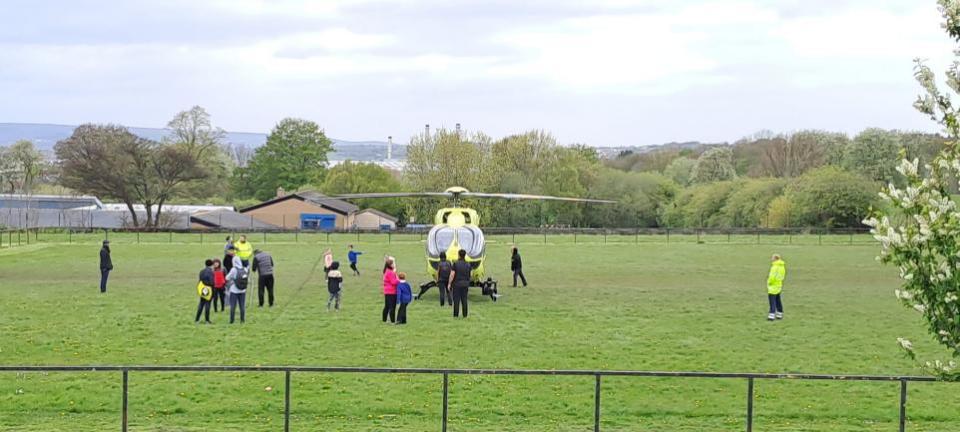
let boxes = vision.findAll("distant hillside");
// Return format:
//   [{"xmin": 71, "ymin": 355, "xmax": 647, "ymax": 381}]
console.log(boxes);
[{"xmin": 0, "ymin": 123, "xmax": 406, "ymax": 161}]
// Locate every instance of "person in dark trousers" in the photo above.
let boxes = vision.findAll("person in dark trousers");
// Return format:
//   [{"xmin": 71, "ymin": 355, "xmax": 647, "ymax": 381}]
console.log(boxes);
[
  {"xmin": 382, "ymin": 258, "xmax": 399, "ymax": 323},
  {"xmin": 252, "ymin": 249, "xmax": 276, "ymax": 307},
  {"xmin": 212, "ymin": 259, "xmax": 226, "ymax": 312},
  {"xmin": 348, "ymin": 245, "xmax": 363, "ymax": 276},
  {"xmin": 99, "ymin": 240, "xmax": 113, "ymax": 293},
  {"xmin": 511, "ymin": 246, "xmax": 527, "ymax": 287},
  {"xmin": 396, "ymin": 272, "xmax": 412, "ymax": 324},
  {"xmin": 415, "ymin": 252, "xmax": 453, "ymax": 305},
  {"xmin": 227, "ymin": 262, "xmax": 249, "ymax": 324},
  {"xmin": 196, "ymin": 259, "xmax": 215, "ymax": 324},
  {"xmin": 449, "ymin": 249, "xmax": 472, "ymax": 318},
  {"xmin": 327, "ymin": 261, "xmax": 343, "ymax": 311},
  {"xmin": 223, "ymin": 236, "xmax": 234, "ymax": 270}
]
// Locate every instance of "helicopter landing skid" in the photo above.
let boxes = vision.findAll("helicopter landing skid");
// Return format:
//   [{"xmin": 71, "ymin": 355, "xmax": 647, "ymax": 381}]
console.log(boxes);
[{"xmin": 415, "ymin": 279, "xmax": 500, "ymax": 302}]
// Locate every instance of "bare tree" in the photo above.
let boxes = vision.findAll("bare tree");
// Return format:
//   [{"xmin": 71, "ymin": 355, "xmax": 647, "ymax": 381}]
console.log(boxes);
[{"xmin": 55, "ymin": 124, "xmax": 202, "ymax": 228}]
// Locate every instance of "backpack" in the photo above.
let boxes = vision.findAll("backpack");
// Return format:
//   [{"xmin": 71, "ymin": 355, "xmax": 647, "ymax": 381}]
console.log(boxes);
[{"xmin": 235, "ymin": 267, "xmax": 249, "ymax": 291}]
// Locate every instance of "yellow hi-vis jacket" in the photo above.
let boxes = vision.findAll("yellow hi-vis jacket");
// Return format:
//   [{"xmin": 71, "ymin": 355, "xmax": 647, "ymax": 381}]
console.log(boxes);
[
  {"xmin": 235, "ymin": 240, "xmax": 254, "ymax": 261},
  {"xmin": 767, "ymin": 259, "xmax": 786, "ymax": 295}
]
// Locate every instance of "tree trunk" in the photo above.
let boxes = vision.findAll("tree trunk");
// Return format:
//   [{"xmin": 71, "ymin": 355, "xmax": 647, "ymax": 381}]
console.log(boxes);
[
  {"xmin": 153, "ymin": 198, "xmax": 166, "ymax": 227},
  {"xmin": 123, "ymin": 201, "xmax": 140, "ymax": 228},
  {"xmin": 144, "ymin": 202, "xmax": 154, "ymax": 229}
]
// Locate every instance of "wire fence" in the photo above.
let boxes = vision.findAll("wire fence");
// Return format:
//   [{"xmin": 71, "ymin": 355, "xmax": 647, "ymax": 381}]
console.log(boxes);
[
  {"xmin": 0, "ymin": 227, "xmax": 876, "ymax": 249},
  {"xmin": 0, "ymin": 365, "xmax": 943, "ymax": 431}
]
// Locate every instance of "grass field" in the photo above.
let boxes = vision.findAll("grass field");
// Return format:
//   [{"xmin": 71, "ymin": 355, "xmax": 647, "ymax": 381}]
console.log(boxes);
[{"xmin": 1, "ymin": 235, "xmax": 959, "ymax": 431}]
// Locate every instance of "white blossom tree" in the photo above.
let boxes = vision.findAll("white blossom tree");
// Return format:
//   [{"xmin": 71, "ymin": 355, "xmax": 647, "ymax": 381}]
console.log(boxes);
[{"xmin": 864, "ymin": 0, "xmax": 960, "ymax": 377}]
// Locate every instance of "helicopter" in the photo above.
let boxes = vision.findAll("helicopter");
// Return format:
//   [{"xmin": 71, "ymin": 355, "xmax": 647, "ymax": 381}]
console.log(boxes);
[{"xmin": 335, "ymin": 186, "xmax": 614, "ymax": 302}]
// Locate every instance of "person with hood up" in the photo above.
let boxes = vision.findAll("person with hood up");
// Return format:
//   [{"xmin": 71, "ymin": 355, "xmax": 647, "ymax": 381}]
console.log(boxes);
[
  {"xmin": 767, "ymin": 254, "xmax": 787, "ymax": 321},
  {"xmin": 99, "ymin": 240, "xmax": 113, "ymax": 293},
  {"xmin": 327, "ymin": 261, "xmax": 343, "ymax": 311},
  {"xmin": 511, "ymin": 246, "xmax": 527, "ymax": 287}
]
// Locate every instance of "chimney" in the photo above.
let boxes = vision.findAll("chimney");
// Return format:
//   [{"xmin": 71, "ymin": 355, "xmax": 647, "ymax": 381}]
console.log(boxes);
[
  {"xmin": 387, "ymin": 136, "xmax": 393, "ymax": 160},
  {"xmin": 276, "ymin": 186, "xmax": 286, "ymax": 198},
  {"xmin": 425, "ymin": 124, "xmax": 430, "ymax": 136}
]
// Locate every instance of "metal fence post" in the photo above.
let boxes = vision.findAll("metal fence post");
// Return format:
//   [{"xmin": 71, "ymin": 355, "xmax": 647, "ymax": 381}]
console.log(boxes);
[
  {"xmin": 285, "ymin": 370, "xmax": 292, "ymax": 432},
  {"xmin": 122, "ymin": 369, "xmax": 129, "ymax": 432},
  {"xmin": 746, "ymin": 377, "xmax": 754, "ymax": 432},
  {"xmin": 442, "ymin": 373, "xmax": 449, "ymax": 432},
  {"xmin": 594, "ymin": 374, "xmax": 601, "ymax": 432},
  {"xmin": 666, "ymin": 227, "xmax": 670, "ymax": 244},
  {"xmin": 899, "ymin": 379, "xmax": 907, "ymax": 432}
]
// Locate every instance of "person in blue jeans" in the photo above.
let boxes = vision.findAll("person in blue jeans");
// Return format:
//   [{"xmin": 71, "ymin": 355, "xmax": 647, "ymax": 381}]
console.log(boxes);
[
  {"xmin": 348, "ymin": 245, "xmax": 363, "ymax": 276},
  {"xmin": 396, "ymin": 272, "xmax": 413, "ymax": 324},
  {"xmin": 99, "ymin": 240, "xmax": 113, "ymax": 293}
]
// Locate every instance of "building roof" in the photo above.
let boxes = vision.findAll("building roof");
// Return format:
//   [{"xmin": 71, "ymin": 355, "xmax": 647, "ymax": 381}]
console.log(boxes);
[
  {"xmin": 76, "ymin": 203, "xmax": 234, "ymax": 214},
  {"xmin": 0, "ymin": 194, "xmax": 103, "ymax": 210},
  {"xmin": 191, "ymin": 209, "xmax": 280, "ymax": 229},
  {"xmin": 357, "ymin": 208, "xmax": 398, "ymax": 223},
  {"xmin": 240, "ymin": 191, "xmax": 359, "ymax": 215}
]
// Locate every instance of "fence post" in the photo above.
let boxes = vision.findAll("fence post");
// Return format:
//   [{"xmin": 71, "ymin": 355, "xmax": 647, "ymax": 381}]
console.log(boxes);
[
  {"xmin": 122, "ymin": 369, "xmax": 129, "ymax": 432},
  {"xmin": 756, "ymin": 229, "xmax": 760, "ymax": 245},
  {"xmin": 899, "ymin": 379, "xmax": 907, "ymax": 432},
  {"xmin": 574, "ymin": 232, "xmax": 577, "ymax": 244},
  {"xmin": 68, "ymin": 229, "xmax": 72, "ymax": 244},
  {"xmin": 295, "ymin": 231, "xmax": 299, "ymax": 243},
  {"xmin": 442, "ymin": 373, "xmax": 449, "ymax": 432},
  {"xmin": 594, "ymin": 374, "xmax": 601, "ymax": 432},
  {"xmin": 169, "ymin": 232, "xmax": 172, "ymax": 243},
  {"xmin": 357, "ymin": 230, "xmax": 361, "ymax": 243},
  {"xmin": 746, "ymin": 377, "xmax": 754, "ymax": 432},
  {"xmin": 388, "ymin": 232, "xmax": 392, "ymax": 244},
  {"xmin": 666, "ymin": 228, "xmax": 670, "ymax": 244},
  {"xmin": 326, "ymin": 232, "xmax": 330, "ymax": 244},
  {"xmin": 543, "ymin": 231, "xmax": 547, "ymax": 244},
  {"xmin": 284, "ymin": 370, "xmax": 292, "ymax": 432},
  {"xmin": 849, "ymin": 231, "xmax": 853, "ymax": 245},
  {"xmin": 512, "ymin": 233, "xmax": 516, "ymax": 245}
]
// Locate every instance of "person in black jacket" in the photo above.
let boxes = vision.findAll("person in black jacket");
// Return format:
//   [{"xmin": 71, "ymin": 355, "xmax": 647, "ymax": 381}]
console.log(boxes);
[
  {"xmin": 196, "ymin": 259, "xmax": 215, "ymax": 324},
  {"xmin": 415, "ymin": 252, "xmax": 453, "ymax": 306},
  {"xmin": 327, "ymin": 261, "xmax": 343, "ymax": 311},
  {"xmin": 99, "ymin": 240, "xmax": 113, "ymax": 293},
  {"xmin": 511, "ymin": 246, "xmax": 527, "ymax": 287},
  {"xmin": 448, "ymin": 249, "xmax": 472, "ymax": 318}
]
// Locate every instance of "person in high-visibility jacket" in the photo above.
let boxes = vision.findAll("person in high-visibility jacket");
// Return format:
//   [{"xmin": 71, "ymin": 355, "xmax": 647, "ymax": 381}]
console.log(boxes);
[
  {"xmin": 767, "ymin": 254, "xmax": 786, "ymax": 321},
  {"xmin": 235, "ymin": 235, "xmax": 254, "ymax": 268}
]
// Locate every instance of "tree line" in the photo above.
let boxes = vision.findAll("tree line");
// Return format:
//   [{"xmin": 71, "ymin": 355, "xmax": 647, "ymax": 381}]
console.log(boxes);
[{"xmin": 0, "ymin": 105, "xmax": 944, "ymax": 229}]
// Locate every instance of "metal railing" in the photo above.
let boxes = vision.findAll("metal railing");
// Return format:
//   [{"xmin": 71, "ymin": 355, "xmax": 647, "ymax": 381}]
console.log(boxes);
[
  {"xmin": 0, "ymin": 365, "xmax": 942, "ymax": 431},
  {"xmin": 0, "ymin": 226, "xmax": 874, "ymax": 248}
]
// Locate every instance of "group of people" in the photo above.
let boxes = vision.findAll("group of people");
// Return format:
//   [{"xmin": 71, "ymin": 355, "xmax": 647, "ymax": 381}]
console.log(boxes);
[{"xmin": 193, "ymin": 235, "xmax": 276, "ymax": 324}]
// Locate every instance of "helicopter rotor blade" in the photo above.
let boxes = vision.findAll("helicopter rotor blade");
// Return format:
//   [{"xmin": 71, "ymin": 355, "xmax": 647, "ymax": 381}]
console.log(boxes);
[
  {"xmin": 461, "ymin": 192, "xmax": 616, "ymax": 204},
  {"xmin": 333, "ymin": 192, "xmax": 452, "ymax": 200}
]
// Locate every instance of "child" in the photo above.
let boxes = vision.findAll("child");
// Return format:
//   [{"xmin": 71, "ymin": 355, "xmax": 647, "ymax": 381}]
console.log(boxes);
[
  {"xmin": 767, "ymin": 254, "xmax": 787, "ymax": 321},
  {"xmin": 212, "ymin": 259, "xmax": 226, "ymax": 312},
  {"xmin": 196, "ymin": 259, "xmax": 214, "ymax": 324},
  {"xmin": 396, "ymin": 272, "xmax": 413, "ymax": 324},
  {"xmin": 322, "ymin": 248, "xmax": 333, "ymax": 280},
  {"xmin": 348, "ymin": 245, "xmax": 363, "ymax": 276},
  {"xmin": 327, "ymin": 261, "xmax": 343, "ymax": 311}
]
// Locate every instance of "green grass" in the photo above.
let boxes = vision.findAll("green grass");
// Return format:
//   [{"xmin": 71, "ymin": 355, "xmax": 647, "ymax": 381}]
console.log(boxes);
[{"xmin": 1, "ymin": 236, "xmax": 958, "ymax": 431}]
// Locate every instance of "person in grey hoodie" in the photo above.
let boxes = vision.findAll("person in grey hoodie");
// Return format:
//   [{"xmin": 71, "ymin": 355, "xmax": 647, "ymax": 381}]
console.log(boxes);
[{"xmin": 252, "ymin": 249, "xmax": 276, "ymax": 307}]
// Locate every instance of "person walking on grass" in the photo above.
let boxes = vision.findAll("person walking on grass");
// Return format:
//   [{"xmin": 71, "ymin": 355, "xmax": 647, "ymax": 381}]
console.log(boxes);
[
  {"xmin": 99, "ymin": 240, "xmax": 113, "ymax": 293},
  {"xmin": 212, "ymin": 259, "xmax": 226, "ymax": 312},
  {"xmin": 348, "ymin": 245, "xmax": 363, "ymax": 276},
  {"xmin": 327, "ymin": 261, "xmax": 344, "ymax": 311},
  {"xmin": 396, "ymin": 272, "xmax": 412, "ymax": 324},
  {"xmin": 767, "ymin": 254, "xmax": 787, "ymax": 321},
  {"xmin": 196, "ymin": 259, "xmax": 215, "ymax": 324},
  {"xmin": 449, "ymin": 249, "xmax": 472, "ymax": 318},
  {"xmin": 227, "ymin": 260, "xmax": 250, "ymax": 324},
  {"xmin": 235, "ymin": 235, "xmax": 254, "ymax": 269},
  {"xmin": 252, "ymin": 249, "xmax": 276, "ymax": 307},
  {"xmin": 382, "ymin": 257, "xmax": 399, "ymax": 323},
  {"xmin": 511, "ymin": 246, "xmax": 527, "ymax": 287}
]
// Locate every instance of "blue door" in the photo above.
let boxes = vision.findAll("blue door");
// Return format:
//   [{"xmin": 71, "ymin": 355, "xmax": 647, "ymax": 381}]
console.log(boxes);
[{"xmin": 301, "ymin": 214, "xmax": 337, "ymax": 231}]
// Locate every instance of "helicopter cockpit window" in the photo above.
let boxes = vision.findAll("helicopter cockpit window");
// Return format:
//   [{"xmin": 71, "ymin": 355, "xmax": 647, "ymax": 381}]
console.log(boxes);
[
  {"xmin": 457, "ymin": 226, "xmax": 485, "ymax": 258},
  {"xmin": 427, "ymin": 225, "xmax": 455, "ymax": 258}
]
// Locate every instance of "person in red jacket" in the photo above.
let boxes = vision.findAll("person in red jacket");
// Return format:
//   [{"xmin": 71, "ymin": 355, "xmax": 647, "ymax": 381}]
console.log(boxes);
[
  {"xmin": 212, "ymin": 259, "xmax": 227, "ymax": 312},
  {"xmin": 382, "ymin": 257, "xmax": 399, "ymax": 323}
]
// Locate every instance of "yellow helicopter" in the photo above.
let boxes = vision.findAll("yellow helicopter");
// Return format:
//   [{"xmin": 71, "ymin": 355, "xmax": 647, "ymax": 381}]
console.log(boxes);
[{"xmin": 336, "ymin": 186, "xmax": 614, "ymax": 301}]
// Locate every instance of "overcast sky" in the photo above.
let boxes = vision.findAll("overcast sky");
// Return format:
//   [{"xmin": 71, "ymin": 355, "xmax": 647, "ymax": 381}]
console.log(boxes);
[{"xmin": 0, "ymin": 0, "xmax": 955, "ymax": 146}]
